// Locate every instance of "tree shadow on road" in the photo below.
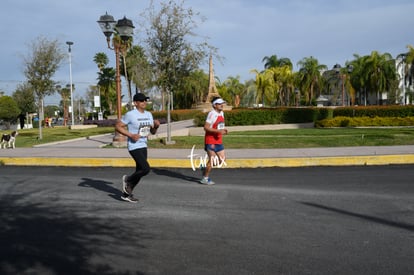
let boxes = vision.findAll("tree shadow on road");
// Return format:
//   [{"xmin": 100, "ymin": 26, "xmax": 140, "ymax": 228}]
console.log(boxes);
[
  {"xmin": 0, "ymin": 194, "xmax": 149, "ymax": 275},
  {"xmin": 78, "ymin": 178, "xmax": 123, "ymax": 201},
  {"xmin": 86, "ymin": 136, "xmax": 113, "ymax": 146},
  {"xmin": 300, "ymin": 201, "xmax": 414, "ymax": 232},
  {"xmin": 151, "ymin": 168, "xmax": 200, "ymax": 183}
]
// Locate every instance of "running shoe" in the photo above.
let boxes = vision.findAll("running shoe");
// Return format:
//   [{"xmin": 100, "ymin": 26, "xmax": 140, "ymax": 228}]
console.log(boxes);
[
  {"xmin": 121, "ymin": 194, "xmax": 138, "ymax": 203},
  {"xmin": 199, "ymin": 177, "xmax": 215, "ymax": 185},
  {"xmin": 122, "ymin": 175, "xmax": 132, "ymax": 194}
]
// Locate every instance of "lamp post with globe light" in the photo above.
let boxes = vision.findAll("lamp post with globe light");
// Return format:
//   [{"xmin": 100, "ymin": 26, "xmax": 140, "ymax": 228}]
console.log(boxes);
[
  {"xmin": 97, "ymin": 12, "xmax": 134, "ymax": 144},
  {"xmin": 66, "ymin": 41, "xmax": 75, "ymax": 126}
]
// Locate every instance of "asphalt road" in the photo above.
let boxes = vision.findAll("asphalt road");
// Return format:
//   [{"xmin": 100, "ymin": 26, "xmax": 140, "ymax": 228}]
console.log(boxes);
[{"xmin": 1, "ymin": 165, "xmax": 413, "ymax": 275}]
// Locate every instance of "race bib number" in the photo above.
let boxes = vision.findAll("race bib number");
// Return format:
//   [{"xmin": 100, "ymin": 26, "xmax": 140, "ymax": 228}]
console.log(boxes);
[
  {"xmin": 139, "ymin": 126, "xmax": 151, "ymax": 137},
  {"xmin": 217, "ymin": 122, "xmax": 225, "ymax": 130}
]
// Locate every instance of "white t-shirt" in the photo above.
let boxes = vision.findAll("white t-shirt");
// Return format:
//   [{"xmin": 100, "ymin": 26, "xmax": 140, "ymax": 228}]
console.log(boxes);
[
  {"xmin": 121, "ymin": 109, "xmax": 154, "ymax": 151},
  {"xmin": 205, "ymin": 109, "xmax": 225, "ymax": 128}
]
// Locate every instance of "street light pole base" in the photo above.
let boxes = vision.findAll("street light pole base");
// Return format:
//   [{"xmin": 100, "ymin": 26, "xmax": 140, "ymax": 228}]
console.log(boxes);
[
  {"xmin": 162, "ymin": 138, "xmax": 176, "ymax": 145},
  {"xmin": 111, "ymin": 132, "xmax": 127, "ymax": 147}
]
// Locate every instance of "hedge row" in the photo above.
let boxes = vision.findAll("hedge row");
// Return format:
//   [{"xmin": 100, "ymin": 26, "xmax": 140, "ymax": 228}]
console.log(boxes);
[
  {"xmin": 193, "ymin": 108, "xmax": 321, "ymax": 127},
  {"xmin": 152, "ymin": 109, "xmax": 203, "ymax": 124},
  {"xmin": 83, "ymin": 109, "xmax": 204, "ymax": 127},
  {"xmin": 330, "ymin": 105, "xmax": 414, "ymax": 118},
  {"xmin": 82, "ymin": 106, "xmax": 414, "ymax": 128},
  {"xmin": 316, "ymin": 116, "xmax": 414, "ymax": 127}
]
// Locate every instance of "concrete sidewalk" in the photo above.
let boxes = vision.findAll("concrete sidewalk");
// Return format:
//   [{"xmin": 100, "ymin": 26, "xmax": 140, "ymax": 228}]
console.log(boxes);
[{"xmin": 1, "ymin": 120, "xmax": 414, "ymax": 168}]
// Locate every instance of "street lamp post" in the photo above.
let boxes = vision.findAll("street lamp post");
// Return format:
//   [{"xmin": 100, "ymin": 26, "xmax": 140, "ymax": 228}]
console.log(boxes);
[
  {"xmin": 66, "ymin": 41, "xmax": 74, "ymax": 126},
  {"xmin": 97, "ymin": 12, "xmax": 134, "ymax": 144}
]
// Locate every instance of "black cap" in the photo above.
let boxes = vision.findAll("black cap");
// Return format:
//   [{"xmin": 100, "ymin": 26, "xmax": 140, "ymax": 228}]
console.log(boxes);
[{"xmin": 133, "ymin": 93, "xmax": 150, "ymax": 102}]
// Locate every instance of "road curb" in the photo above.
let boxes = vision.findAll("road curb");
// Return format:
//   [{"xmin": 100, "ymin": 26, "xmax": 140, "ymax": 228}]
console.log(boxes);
[
  {"xmin": 32, "ymin": 134, "xmax": 112, "ymax": 148},
  {"xmin": 2, "ymin": 154, "xmax": 414, "ymax": 168}
]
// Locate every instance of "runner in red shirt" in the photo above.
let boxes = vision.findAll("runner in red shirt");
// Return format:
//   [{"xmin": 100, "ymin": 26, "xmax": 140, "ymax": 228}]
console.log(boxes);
[{"xmin": 200, "ymin": 97, "xmax": 228, "ymax": 185}]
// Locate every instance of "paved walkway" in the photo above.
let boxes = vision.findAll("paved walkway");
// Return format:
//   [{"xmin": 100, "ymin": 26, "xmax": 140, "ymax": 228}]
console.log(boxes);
[{"xmin": 1, "ymin": 120, "xmax": 414, "ymax": 168}]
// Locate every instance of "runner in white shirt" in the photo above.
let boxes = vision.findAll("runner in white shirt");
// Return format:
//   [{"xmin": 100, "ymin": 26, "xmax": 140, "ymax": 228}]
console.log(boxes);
[
  {"xmin": 200, "ymin": 97, "xmax": 228, "ymax": 185},
  {"xmin": 115, "ymin": 93, "xmax": 160, "ymax": 203}
]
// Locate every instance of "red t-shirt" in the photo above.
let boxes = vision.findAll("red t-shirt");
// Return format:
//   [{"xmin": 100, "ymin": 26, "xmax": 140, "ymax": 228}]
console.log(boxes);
[{"xmin": 204, "ymin": 110, "xmax": 225, "ymax": 144}]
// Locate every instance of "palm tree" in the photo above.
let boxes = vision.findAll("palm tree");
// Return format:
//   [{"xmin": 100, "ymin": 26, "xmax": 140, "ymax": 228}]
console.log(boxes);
[
  {"xmin": 116, "ymin": 36, "xmax": 134, "ymax": 109},
  {"xmin": 175, "ymin": 70, "xmax": 208, "ymax": 109},
  {"xmin": 93, "ymin": 53, "xmax": 109, "ymax": 72},
  {"xmin": 364, "ymin": 51, "xmax": 397, "ymax": 104},
  {"xmin": 250, "ymin": 69, "xmax": 276, "ymax": 106},
  {"xmin": 296, "ymin": 56, "xmax": 327, "ymax": 105},
  {"xmin": 396, "ymin": 52, "xmax": 409, "ymax": 104},
  {"xmin": 268, "ymin": 66, "xmax": 295, "ymax": 106},
  {"xmin": 397, "ymin": 45, "xmax": 414, "ymax": 104},
  {"xmin": 406, "ymin": 45, "xmax": 414, "ymax": 87},
  {"xmin": 93, "ymin": 52, "xmax": 109, "ymax": 112},
  {"xmin": 242, "ymin": 79, "xmax": 258, "ymax": 107},
  {"xmin": 262, "ymin": 55, "xmax": 293, "ymax": 70},
  {"xmin": 348, "ymin": 54, "xmax": 370, "ymax": 105},
  {"xmin": 97, "ymin": 67, "xmax": 116, "ymax": 115},
  {"xmin": 343, "ymin": 63, "xmax": 356, "ymax": 106},
  {"xmin": 322, "ymin": 68, "xmax": 339, "ymax": 105},
  {"xmin": 223, "ymin": 76, "xmax": 245, "ymax": 107},
  {"xmin": 56, "ymin": 85, "xmax": 71, "ymax": 126}
]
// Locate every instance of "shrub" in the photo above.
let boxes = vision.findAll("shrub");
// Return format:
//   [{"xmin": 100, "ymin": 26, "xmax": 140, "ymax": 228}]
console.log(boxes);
[
  {"xmin": 315, "ymin": 116, "xmax": 414, "ymax": 128},
  {"xmin": 83, "ymin": 119, "xmax": 117, "ymax": 127}
]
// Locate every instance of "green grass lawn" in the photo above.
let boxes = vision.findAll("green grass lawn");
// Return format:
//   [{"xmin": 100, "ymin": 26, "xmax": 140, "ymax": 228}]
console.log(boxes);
[
  {"xmin": 13, "ymin": 126, "xmax": 115, "ymax": 148},
  {"xmin": 150, "ymin": 127, "xmax": 414, "ymax": 149},
  {"xmin": 11, "ymin": 126, "xmax": 414, "ymax": 149}
]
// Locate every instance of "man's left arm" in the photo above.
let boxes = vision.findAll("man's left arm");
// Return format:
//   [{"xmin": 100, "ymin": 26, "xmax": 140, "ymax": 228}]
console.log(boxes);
[{"xmin": 150, "ymin": 119, "xmax": 160, "ymax": 134}]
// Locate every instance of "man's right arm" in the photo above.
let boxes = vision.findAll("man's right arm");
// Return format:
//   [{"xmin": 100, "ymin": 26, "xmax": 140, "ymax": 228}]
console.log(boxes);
[{"xmin": 115, "ymin": 120, "xmax": 139, "ymax": 142}]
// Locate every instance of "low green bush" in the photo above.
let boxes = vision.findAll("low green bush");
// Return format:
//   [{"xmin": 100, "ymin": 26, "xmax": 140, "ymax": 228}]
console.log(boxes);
[
  {"xmin": 315, "ymin": 116, "xmax": 414, "ymax": 127},
  {"xmin": 194, "ymin": 108, "xmax": 318, "ymax": 126}
]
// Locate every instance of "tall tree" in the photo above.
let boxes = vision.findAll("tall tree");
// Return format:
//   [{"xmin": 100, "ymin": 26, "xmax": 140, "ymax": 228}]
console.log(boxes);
[
  {"xmin": 142, "ymin": 0, "xmax": 213, "ymax": 110},
  {"xmin": 93, "ymin": 52, "xmax": 109, "ymax": 71},
  {"xmin": 261, "ymin": 55, "xmax": 295, "ymax": 106},
  {"xmin": 364, "ymin": 51, "xmax": 397, "ymax": 104},
  {"xmin": 250, "ymin": 69, "xmax": 275, "ymax": 106},
  {"xmin": 296, "ymin": 56, "xmax": 327, "ymax": 105},
  {"xmin": 262, "ymin": 55, "xmax": 293, "ymax": 70},
  {"xmin": 0, "ymin": 96, "xmax": 20, "ymax": 129},
  {"xmin": 175, "ymin": 70, "xmax": 208, "ymax": 109},
  {"xmin": 223, "ymin": 76, "xmax": 245, "ymax": 107},
  {"xmin": 348, "ymin": 54, "xmax": 369, "ymax": 105},
  {"xmin": 93, "ymin": 52, "xmax": 110, "ymax": 112},
  {"xmin": 12, "ymin": 82, "xmax": 36, "ymax": 114},
  {"xmin": 322, "ymin": 64, "xmax": 355, "ymax": 106},
  {"xmin": 23, "ymin": 36, "xmax": 64, "ymax": 139},
  {"xmin": 97, "ymin": 67, "xmax": 116, "ymax": 115},
  {"xmin": 117, "ymin": 35, "xmax": 134, "ymax": 109},
  {"xmin": 126, "ymin": 45, "xmax": 153, "ymax": 96},
  {"xmin": 56, "ymin": 84, "xmax": 71, "ymax": 125},
  {"xmin": 242, "ymin": 79, "xmax": 258, "ymax": 107},
  {"xmin": 268, "ymin": 66, "xmax": 295, "ymax": 106},
  {"xmin": 406, "ymin": 45, "xmax": 414, "ymax": 88},
  {"xmin": 396, "ymin": 45, "xmax": 414, "ymax": 104}
]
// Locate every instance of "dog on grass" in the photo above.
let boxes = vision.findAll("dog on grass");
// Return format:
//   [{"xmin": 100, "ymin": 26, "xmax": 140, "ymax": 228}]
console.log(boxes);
[{"xmin": 1, "ymin": 131, "xmax": 18, "ymax": 149}]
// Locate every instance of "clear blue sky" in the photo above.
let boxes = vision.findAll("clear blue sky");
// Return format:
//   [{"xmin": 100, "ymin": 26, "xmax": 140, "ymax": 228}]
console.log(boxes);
[{"xmin": 0, "ymin": 0, "xmax": 413, "ymax": 105}]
